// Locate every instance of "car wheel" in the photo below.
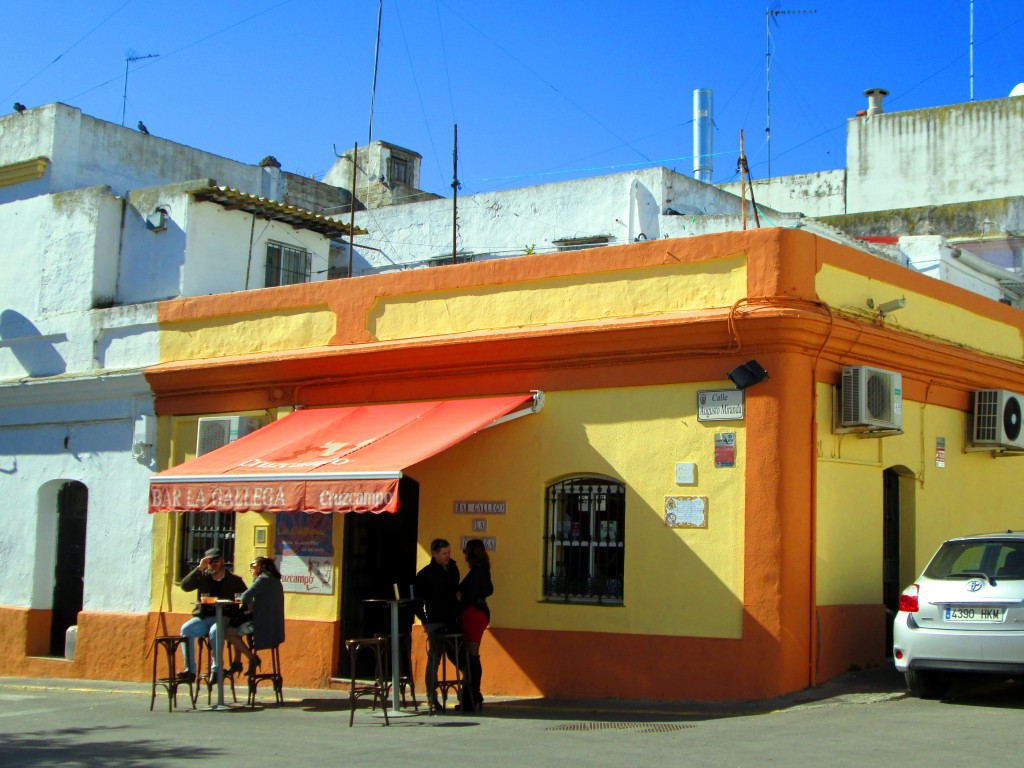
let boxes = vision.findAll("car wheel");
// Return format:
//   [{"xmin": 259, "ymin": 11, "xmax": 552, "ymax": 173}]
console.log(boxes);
[{"xmin": 904, "ymin": 669, "xmax": 948, "ymax": 699}]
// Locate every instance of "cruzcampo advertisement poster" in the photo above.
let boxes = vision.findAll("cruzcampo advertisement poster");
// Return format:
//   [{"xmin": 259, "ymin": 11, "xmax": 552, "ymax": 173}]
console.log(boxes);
[{"xmin": 275, "ymin": 512, "xmax": 334, "ymax": 594}]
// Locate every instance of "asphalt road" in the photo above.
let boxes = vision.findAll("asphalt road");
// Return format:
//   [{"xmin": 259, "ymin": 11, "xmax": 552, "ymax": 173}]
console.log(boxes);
[{"xmin": 2, "ymin": 665, "xmax": 1023, "ymax": 767}]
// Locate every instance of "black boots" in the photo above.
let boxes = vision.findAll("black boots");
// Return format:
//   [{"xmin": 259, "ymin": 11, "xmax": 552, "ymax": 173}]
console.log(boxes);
[{"xmin": 458, "ymin": 655, "xmax": 484, "ymax": 712}]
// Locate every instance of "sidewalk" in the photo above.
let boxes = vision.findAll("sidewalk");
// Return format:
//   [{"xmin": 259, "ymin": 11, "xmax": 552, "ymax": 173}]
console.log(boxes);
[
  {"xmin": 0, "ymin": 663, "xmax": 917, "ymax": 768},
  {"xmin": 0, "ymin": 659, "xmax": 907, "ymax": 719}
]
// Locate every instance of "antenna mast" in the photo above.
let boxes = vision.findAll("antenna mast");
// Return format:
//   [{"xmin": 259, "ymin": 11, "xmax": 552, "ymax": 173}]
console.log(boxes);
[
  {"xmin": 969, "ymin": 0, "xmax": 975, "ymax": 101},
  {"xmin": 765, "ymin": 7, "xmax": 815, "ymax": 177},
  {"xmin": 368, "ymin": 0, "xmax": 383, "ymax": 145},
  {"xmin": 121, "ymin": 53, "xmax": 159, "ymax": 126}
]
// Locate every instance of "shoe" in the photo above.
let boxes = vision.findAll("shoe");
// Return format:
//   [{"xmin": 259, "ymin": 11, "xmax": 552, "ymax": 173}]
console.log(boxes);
[
  {"xmin": 247, "ymin": 655, "xmax": 261, "ymax": 676},
  {"xmin": 428, "ymin": 698, "xmax": 443, "ymax": 713},
  {"xmin": 176, "ymin": 671, "xmax": 195, "ymax": 683},
  {"xmin": 229, "ymin": 660, "xmax": 244, "ymax": 675}
]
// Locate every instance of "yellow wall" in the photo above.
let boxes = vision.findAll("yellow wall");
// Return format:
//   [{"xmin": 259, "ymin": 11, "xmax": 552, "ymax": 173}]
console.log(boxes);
[
  {"xmin": 408, "ymin": 384, "xmax": 746, "ymax": 639},
  {"xmin": 369, "ymin": 255, "xmax": 747, "ymax": 341},
  {"xmin": 816, "ymin": 381, "xmax": 1024, "ymax": 605},
  {"xmin": 159, "ymin": 307, "xmax": 336, "ymax": 362},
  {"xmin": 816, "ymin": 264, "xmax": 1023, "ymax": 360}
]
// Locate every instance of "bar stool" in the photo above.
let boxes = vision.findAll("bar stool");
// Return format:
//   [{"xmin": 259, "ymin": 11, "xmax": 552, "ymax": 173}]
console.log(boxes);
[
  {"xmin": 375, "ymin": 632, "xmax": 419, "ymax": 710},
  {"xmin": 191, "ymin": 635, "xmax": 240, "ymax": 707},
  {"xmin": 149, "ymin": 635, "xmax": 193, "ymax": 711},
  {"xmin": 346, "ymin": 637, "xmax": 389, "ymax": 726},
  {"xmin": 246, "ymin": 637, "xmax": 284, "ymax": 708},
  {"xmin": 435, "ymin": 633, "xmax": 473, "ymax": 713}
]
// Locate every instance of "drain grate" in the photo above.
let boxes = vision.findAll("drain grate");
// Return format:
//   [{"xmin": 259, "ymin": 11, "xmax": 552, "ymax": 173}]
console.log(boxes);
[{"xmin": 546, "ymin": 722, "xmax": 695, "ymax": 734}]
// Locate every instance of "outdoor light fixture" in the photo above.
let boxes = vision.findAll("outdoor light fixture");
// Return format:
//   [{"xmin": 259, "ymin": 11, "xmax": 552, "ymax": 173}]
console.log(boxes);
[{"xmin": 727, "ymin": 359, "xmax": 770, "ymax": 390}]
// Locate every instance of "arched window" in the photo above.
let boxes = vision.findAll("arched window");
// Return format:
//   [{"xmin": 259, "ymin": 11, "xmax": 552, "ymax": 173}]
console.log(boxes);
[{"xmin": 543, "ymin": 477, "xmax": 625, "ymax": 604}]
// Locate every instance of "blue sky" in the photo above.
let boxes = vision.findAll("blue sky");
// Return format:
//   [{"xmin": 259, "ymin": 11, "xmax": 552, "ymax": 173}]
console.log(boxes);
[{"xmin": 4, "ymin": 1, "xmax": 1023, "ymax": 197}]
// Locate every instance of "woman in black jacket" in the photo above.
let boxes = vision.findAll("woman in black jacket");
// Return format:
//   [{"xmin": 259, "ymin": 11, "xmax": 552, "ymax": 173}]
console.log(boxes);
[{"xmin": 458, "ymin": 539, "xmax": 493, "ymax": 711}]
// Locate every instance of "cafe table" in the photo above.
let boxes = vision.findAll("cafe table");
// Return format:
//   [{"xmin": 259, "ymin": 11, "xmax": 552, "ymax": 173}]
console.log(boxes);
[
  {"xmin": 200, "ymin": 598, "xmax": 239, "ymax": 711},
  {"xmin": 364, "ymin": 597, "xmax": 420, "ymax": 719}
]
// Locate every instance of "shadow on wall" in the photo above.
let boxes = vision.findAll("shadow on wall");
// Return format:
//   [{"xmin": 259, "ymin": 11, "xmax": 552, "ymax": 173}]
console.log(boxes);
[{"xmin": 0, "ymin": 309, "xmax": 67, "ymax": 376}]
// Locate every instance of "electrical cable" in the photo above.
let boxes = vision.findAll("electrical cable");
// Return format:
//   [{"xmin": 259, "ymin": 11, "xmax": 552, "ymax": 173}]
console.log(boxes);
[{"xmin": 1, "ymin": 0, "xmax": 136, "ymax": 104}]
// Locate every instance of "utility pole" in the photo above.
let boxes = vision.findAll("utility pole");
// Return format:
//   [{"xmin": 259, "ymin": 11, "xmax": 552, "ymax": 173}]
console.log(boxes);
[
  {"xmin": 452, "ymin": 124, "xmax": 459, "ymax": 265},
  {"xmin": 349, "ymin": 142, "xmax": 358, "ymax": 279},
  {"xmin": 121, "ymin": 53, "xmax": 159, "ymax": 126},
  {"xmin": 765, "ymin": 7, "xmax": 815, "ymax": 177}
]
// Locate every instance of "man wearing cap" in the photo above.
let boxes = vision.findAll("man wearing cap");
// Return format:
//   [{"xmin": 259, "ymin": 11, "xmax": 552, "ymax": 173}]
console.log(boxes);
[{"xmin": 178, "ymin": 548, "xmax": 247, "ymax": 682}]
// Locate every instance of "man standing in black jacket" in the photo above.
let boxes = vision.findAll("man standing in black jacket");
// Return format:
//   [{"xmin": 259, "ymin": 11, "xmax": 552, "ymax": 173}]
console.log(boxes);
[{"xmin": 414, "ymin": 538, "xmax": 460, "ymax": 710}]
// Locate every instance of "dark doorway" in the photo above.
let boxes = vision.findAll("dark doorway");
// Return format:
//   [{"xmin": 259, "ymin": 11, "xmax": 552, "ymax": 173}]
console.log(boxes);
[
  {"xmin": 882, "ymin": 468, "xmax": 900, "ymax": 652},
  {"xmin": 338, "ymin": 476, "xmax": 419, "ymax": 678},
  {"xmin": 50, "ymin": 481, "xmax": 88, "ymax": 656}
]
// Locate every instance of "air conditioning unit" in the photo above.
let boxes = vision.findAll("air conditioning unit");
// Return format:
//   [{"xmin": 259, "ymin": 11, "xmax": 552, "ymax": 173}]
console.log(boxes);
[
  {"xmin": 840, "ymin": 365, "xmax": 903, "ymax": 431},
  {"xmin": 196, "ymin": 416, "xmax": 263, "ymax": 456},
  {"xmin": 971, "ymin": 389, "xmax": 1024, "ymax": 450}
]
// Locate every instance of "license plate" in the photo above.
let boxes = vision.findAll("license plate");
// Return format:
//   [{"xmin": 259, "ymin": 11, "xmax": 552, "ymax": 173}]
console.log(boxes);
[{"xmin": 944, "ymin": 606, "xmax": 1005, "ymax": 622}]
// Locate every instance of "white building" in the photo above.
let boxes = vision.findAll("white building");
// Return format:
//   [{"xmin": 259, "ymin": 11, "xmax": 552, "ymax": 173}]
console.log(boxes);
[
  {"xmin": 335, "ymin": 92, "xmax": 1024, "ymax": 305},
  {"xmin": 0, "ymin": 103, "xmax": 356, "ymax": 672}
]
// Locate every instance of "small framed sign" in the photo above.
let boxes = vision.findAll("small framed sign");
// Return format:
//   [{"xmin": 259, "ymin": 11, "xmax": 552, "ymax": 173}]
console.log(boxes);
[{"xmin": 665, "ymin": 496, "xmax": 708, "ymax": 528}]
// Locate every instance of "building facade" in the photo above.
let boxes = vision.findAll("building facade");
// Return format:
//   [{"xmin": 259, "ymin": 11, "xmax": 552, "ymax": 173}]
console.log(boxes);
[
  {"xmin": 0, "ymin": 104, "xmax": 358, "ymax": 678},
  {"xmin": 141, "ymin": 228, "xmax": 1024, "ymax": 700}
]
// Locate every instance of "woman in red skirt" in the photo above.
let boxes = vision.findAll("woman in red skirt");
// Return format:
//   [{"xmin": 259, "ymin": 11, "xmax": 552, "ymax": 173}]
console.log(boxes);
[{"xmin": 459, "ymin": 539, "xmax": 493, "ymax": 711}]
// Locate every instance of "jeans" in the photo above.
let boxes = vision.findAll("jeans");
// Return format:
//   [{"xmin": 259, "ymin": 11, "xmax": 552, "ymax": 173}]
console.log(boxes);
[
  {"xmin": 180, "ymin": 616, "xmax": 222, "ymax": 674},
  {"xmin": 423, "ymin": 624, "xmax": 445, "ymax": 700}
]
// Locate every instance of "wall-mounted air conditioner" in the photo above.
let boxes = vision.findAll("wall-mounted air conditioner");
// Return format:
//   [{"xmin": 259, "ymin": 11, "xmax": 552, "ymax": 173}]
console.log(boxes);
[
  {"xmin": 970, "ymin": 389, "xmax": 1024, "ymax": 450},
  {"xmin": 196, "ymin": 416, "xmax": 263, "ymax": 456},
  {"xmin": 839, "ymin": 365, "xmax": 903, "ymax": 432}
]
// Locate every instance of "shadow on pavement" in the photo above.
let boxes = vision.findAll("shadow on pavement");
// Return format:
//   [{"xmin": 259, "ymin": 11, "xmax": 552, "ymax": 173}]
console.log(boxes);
[{"xmin": 2, "ymin": 725, "xmax": 228, "ymax": 767}]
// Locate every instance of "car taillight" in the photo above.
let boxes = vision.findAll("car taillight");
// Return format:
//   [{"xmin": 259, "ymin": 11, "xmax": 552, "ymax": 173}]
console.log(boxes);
[{"xmin": 898, "ymin": 585, "xmax": 920, "ymax": 613}]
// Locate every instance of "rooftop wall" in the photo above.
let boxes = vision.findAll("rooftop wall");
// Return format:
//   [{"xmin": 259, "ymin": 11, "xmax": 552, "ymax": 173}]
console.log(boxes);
[{"xmin": 847, "ymin": 96, "xmax": 1024, "ymax": 213}]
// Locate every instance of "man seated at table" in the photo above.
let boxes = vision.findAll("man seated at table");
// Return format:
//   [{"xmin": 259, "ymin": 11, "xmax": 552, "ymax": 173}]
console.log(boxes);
[{"xmin": 178, "ymin": 548, "xmax": 247, "ymax": 682}]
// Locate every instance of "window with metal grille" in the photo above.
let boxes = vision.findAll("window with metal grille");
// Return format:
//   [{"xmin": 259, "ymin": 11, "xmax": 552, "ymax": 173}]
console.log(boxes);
[
  {"xmin": 178, "ymin": 511, "xmax": 236, "ymax": 580},
  {"xmin": 265, "ymin": 242, "xmax": 311, "ymax": 287},
  {"xmin": 543, "ymin": 477, "xmax": 625, "ymax": 603}
]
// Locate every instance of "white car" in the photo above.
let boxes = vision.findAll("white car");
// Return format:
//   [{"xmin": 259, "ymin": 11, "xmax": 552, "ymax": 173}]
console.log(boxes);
[{"xmin": 893, "ymin": 531, "xmax": 1024, "ymax": 698}]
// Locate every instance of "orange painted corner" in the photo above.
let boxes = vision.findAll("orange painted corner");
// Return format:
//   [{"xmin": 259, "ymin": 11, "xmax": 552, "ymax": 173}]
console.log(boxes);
[{"xmin": 815, "ymin": 604, "xmax": 888, "ymax": 682}]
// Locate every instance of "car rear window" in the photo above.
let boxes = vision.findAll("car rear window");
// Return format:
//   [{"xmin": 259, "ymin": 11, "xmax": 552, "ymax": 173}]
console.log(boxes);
[{"xmin": 924, "ymin": 540, "xmax": 1024, "ymax": 580}]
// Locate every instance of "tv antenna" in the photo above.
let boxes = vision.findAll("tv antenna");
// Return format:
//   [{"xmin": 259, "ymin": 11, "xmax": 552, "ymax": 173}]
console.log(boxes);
[
  {"xmin": 121, "ymin": 52, "xmax": 159, "ymax": 126},
  {"xmin": 765, "ymin": 6, "xmax": 815, "ymax": 177}
]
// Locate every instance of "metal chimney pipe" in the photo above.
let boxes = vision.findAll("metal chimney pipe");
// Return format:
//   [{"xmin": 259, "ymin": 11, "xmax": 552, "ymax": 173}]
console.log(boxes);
[
  {"xmin": 693, "ymin": 88, "xmax": 713, "ymax": 183},
  {"xmin": 864, "ymin": 87, "xmax": 889, "ymax": 116}
]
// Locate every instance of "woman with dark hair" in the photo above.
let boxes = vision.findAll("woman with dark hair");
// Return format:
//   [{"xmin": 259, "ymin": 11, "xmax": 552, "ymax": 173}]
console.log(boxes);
[
  {"xmin": 227, "ymin": 556, "xmax": 285, "ymax": 676},
  {"xmin": 458, "ymin": 539, "xmax": 493, "ymax": 711}
]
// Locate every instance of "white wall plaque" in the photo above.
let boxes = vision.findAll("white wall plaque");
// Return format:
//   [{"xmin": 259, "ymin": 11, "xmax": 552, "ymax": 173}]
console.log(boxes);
[{"xmin": 664, "ymin": 496, "xmax": 708, "ymax": 528}]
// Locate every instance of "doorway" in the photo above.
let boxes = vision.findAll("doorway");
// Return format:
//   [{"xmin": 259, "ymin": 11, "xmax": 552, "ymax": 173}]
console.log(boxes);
[
  {"xmin": 338, "ymin": 476, "xmax": 419, "ymax": 678},
  {"xmin": 883, "ymin": 466, "xmax": 916, "ymax": 653},
  {"xmin": 50, "ymin": 481, "xmax": 88, "ymax": 656}
]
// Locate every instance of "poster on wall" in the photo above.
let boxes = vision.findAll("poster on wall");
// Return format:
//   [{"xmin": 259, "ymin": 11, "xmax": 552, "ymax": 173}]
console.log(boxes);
[
  {"xmin": 275, "ymin": 512, "xmax": 334, "ymax": 595},
  {"xmin": 714, "ymin": 432, "xmax": 736, "ymax": 468}
]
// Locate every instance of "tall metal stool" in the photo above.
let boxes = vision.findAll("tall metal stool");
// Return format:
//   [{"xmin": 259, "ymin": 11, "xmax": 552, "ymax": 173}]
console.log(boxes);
[
  {"xmin": 246, "ymin": 637, "xmax": 284, "ymax": 708},
  {"xmin": 346, "ymin": 637, "xmax": 389, "ymax": 726},
  {"xmin": 149, "ymin": 635, "xmax": 193, "ymax": 712},
  {"xmin": 191, "ymin": 635, "xmax": 240, "ymax": 707},
  {"xmin": 434, "ymin": 632, "xmax": 473, "ymax": 713},
  {"xmin": 375, "ymin": 632, "xmax": 419, "ymax": 710}
]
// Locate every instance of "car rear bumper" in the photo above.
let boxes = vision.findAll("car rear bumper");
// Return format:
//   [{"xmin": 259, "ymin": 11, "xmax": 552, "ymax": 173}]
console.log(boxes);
[{"xmin": 893, "ymin": 611, "xmax": 1024, "ymax": 673}]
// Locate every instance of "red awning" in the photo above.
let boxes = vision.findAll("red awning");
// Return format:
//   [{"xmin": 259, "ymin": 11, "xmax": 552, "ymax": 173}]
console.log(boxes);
[{"xmin": 149, "ymin": 393, "xmax": 541, "ymax": 515}]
